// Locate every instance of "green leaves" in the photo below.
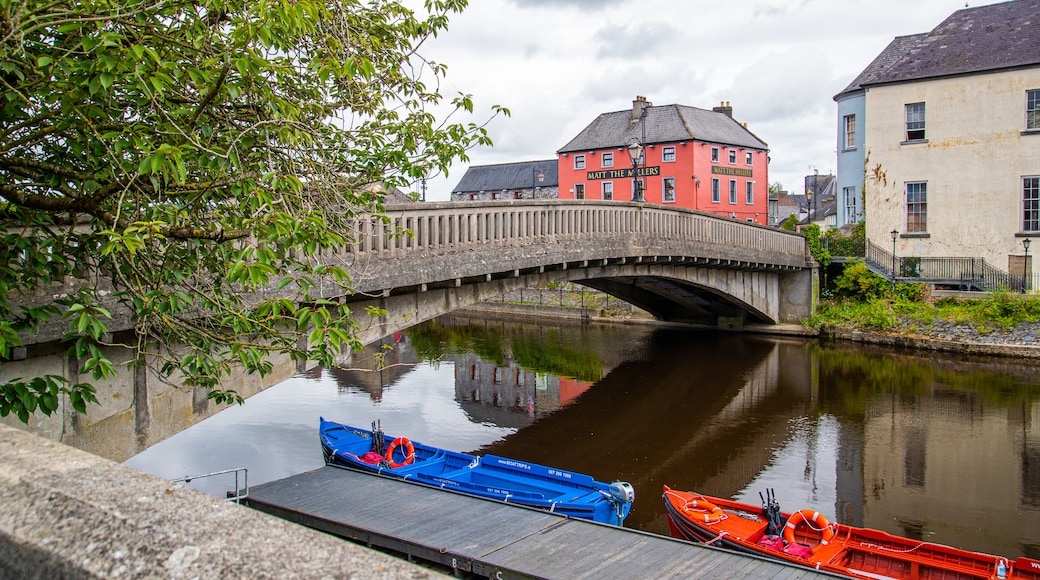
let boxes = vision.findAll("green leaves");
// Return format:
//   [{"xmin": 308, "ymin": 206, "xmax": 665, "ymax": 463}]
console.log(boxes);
[{"xmin": 1, "ymin": 0, "xmax": 508, "ymax": 423}]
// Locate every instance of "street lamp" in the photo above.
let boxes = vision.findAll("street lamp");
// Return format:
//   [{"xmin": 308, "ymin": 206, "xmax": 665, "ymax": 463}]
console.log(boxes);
[
  {"xmin": 1023, "ymin": 238, "xmax": 1032, "ymax": 293},
  {"xmin": 890, "ymin": 229, "xmax": 899, "ymax": 290},
  {"xmin": 627, "ymin": 137, "xmax": 644, "ymax": 202}
]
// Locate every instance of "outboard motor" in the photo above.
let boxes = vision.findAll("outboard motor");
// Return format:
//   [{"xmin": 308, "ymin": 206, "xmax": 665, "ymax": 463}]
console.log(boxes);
[{"xmin": 609, "ymin": 481, "xmax": 635, "ymax": 504}]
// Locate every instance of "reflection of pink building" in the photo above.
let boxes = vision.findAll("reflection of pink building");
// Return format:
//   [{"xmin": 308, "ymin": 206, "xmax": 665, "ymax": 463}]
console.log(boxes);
[
  {"xmin": 452, "ymin": 353, "xmax": 573, "ymax": 428},
  {"xmin": 557, "ymin": 96, "xmax": 770, "ymax": 224},
  {"xmin": 558, "ymin": 377, "xmax": 592, "ymax": 407}
]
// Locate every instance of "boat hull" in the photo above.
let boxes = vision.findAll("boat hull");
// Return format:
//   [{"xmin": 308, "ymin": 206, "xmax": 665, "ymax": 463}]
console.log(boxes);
[
  {"xmin": 663, "ymin": 486, "xmax": 1040, "ymax": 580},
  {"xmin": 319, "ymin": 418, "xmax": 632, "ymax": 526}
]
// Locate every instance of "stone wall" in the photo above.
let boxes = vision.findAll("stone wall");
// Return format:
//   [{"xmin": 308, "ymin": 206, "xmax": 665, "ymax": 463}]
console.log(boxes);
[{"xmin": 0, "ymin": 424, "xmax": 440, "ymax": 579}]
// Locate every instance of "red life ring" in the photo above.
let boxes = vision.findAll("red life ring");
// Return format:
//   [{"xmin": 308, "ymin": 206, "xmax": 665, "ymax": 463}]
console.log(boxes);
[
  {"xmin": 783, "ymin": 509, "xmax": 835, "ymax": 552},
  {"xmin": 385, "ymin": 437, "xmax": 415, "ymax": 468},
  {"xmin": 683, "ymin": 497, "xmax": 725, "ymax": 523}
]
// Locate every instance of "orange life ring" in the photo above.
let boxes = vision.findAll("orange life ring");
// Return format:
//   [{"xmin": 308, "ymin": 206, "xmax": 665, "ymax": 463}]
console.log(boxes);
[
  {"xmin": 683, "ymin": 497, "xmax": 725, "ymax": 523},
  {"xmin": 385, "ymin": 437, "xmax": 415, "ymax": 468},
  {"xmin": 783, "ymin": 509, "xmax": 835, "ymax": 552}
]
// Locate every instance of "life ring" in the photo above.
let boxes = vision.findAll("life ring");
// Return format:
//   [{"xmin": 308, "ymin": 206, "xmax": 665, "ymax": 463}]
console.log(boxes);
[
  {"xmin": 385, "ymin": 437, "xmax": 415, "ymax": 468},
  {"xmin": 683, "ymin": 497, "xmax": 725, "ymax": 523},
  {"xmin": 783, "ymin": 509, "xmax": 835, "ymax": 552}
]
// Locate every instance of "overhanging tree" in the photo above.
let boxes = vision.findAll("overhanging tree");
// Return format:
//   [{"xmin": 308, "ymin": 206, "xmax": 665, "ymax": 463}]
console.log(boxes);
[{"xmin": 0, "ymin": 0, "xmax": 507, "ymax": 422}]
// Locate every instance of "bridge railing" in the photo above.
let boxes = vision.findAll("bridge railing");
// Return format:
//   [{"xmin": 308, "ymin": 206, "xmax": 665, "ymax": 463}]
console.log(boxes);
[{"xmin": 342, "ymin": 200, "xmax": 808, "ymax": 265}]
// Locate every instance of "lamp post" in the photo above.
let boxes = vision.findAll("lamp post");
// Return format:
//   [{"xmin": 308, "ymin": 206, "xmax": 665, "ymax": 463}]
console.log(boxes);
[
  {"xmin": 890, "ymin": 229, "xmax": 899, "ymax": 290},
  {"xmin": 1023, "ymin": 238, "xmax": 1032, "ymax": 293},
  {"xmin": 627, "ymin": 137, "xmax": 644, "ymax": 202}
]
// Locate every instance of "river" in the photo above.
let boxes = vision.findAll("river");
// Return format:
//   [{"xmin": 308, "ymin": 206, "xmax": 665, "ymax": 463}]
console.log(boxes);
[{"xmin": 124, "ymin": 314, "xmax": 1040, "ymax": 560}]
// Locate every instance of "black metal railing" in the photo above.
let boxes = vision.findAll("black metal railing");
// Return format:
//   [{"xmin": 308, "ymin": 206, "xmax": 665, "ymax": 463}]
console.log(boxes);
[{"xmin": 831, "ymin": 237, "xmax": 1020, "ymax": 291}]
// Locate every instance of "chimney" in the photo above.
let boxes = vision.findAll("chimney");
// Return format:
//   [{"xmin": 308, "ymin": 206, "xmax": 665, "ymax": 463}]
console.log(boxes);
[
  {"xmin": 632, "ymin": 95, "xmax": 651, "ymax": 120},
  {"xmin": 713, "ymin": 100, "xmax": 733, "ymax": 118}
]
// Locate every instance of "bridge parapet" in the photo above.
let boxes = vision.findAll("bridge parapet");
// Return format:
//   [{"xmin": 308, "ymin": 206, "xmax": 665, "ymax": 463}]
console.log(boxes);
[{"xmin": 336, "ymin": 200, "xmax": 811, "ymax": 296}]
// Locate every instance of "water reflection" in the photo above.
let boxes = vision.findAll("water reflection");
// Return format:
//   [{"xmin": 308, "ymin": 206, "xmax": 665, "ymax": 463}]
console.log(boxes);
[{"xmin": 125, "ymin": 315, "xmax": 1040, "ymax": 561}]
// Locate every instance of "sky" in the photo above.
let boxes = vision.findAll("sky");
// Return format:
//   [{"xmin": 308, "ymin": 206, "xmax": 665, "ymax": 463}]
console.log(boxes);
[{"xmin": 408, "ymin": 0, "xmax": 996, "ymax": 201}]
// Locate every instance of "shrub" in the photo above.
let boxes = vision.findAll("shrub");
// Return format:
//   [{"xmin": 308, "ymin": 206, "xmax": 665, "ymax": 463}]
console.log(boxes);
[{"xmin": 833, "ymin": 261, "xmax": 891, "ymax": 302}]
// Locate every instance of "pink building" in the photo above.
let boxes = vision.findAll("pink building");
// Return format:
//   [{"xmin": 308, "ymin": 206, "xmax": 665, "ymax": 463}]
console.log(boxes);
[{"xmin": 557, "ymin": 96, "xmax": 770, "ymax": 224}]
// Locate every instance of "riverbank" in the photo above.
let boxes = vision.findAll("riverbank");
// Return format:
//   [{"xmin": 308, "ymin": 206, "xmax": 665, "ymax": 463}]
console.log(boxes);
[{"xmin": 467, "ymin": 293, "xmax": 1040, "ymax": 360}]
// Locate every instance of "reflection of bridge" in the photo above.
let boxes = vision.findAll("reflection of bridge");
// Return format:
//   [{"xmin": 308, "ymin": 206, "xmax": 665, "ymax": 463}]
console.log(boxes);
[{"xmin": 342, "ymin": 200, "xmax": 816, "ymax": 346}]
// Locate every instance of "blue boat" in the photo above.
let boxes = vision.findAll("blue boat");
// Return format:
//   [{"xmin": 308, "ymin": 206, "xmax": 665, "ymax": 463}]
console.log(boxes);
[{"xmin": 319, "ymin": 417, "xmax": 635, "ymax": 526}]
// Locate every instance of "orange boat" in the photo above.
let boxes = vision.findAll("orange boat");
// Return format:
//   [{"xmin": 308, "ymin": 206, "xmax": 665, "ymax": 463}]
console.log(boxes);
[{"xmin": 663, "ymin": 486, "xmax": 1040, "ymax": 580}]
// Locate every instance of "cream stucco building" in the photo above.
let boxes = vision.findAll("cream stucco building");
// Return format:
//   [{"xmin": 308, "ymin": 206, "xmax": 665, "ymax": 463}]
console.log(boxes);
[{"xmin": 840, "ymin": 0, "xmax": 1040, "ymax": 284}]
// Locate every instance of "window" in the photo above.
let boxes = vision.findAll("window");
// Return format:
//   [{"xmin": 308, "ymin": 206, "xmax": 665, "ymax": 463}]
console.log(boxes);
[
  {"xmin": 574, "ymin": 183, "xmax": 585, "ymax": 200},
  {"xmin": 729, "ymin": 180, "xmax": 737, "ymax": 204},
  {"xmin": 728, "ymin": 150, "xmax": 737, "ymax": 164},
  {"xmin": 711, "ymin": 147, "xmax": 719, "ymax": 162},
  {"xmin": 905, "ymin": 103, "xmax": 925, "ymax": 141},
  {"xmin": 662, "ymin": 146, "xmax": 676, "ymax": 162},
  {"xmin": 602, "ymin": 181, "xmax": 613, "ymax": 200},
  {"xmin": 711, "ymin": 178, "xmax": 720, "ymax": 203},
  {"xmin": 843, "ymin": 186, "xmax": 859, "ymax": 223},
  {"xmin": 1025, "ymin": 176, "xmax": 1040, "ymax": 232},
  {"xmin": 906, "ymin": 182, "xmax": 927, "ymax": 232},
  {"xmin": 745, "ymin": 181, "xmax": 754, "ymax": 205},
  {"xmin": 663, "ymin": 177, "xmax": 676, "ymax": 202},
  {"xmin": 602, "ymin": 152, "xmax": 614, "ymax": 168},
  {"xmin": 745, "ymin": 151, "xmax": 753, "ymax": 165},
  {"xmin": 574, "ymin": 154, "xmax": 586, "ymax": 169},
  {"xmin": 844, "ymin": 114, "xmax": 856, "ymax": 149},
  {"xmin": 1028, "ymin": 90, "xmax": 1040, "ymax": 130}
]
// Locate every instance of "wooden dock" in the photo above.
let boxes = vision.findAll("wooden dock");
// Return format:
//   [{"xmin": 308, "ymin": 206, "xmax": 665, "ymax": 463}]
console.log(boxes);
[{"xmin": 244, "ymin": 466, "xmax": 836, "ymax": 579}]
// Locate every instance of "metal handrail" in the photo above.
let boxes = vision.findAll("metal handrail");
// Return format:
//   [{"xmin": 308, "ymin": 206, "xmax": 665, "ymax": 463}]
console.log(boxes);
[
  {"xmin": 172, "ymin": 467, "xmax": 249, "ymax": 503},
  {"xmin": 831, "ymin": 238, "xmax": 1019, "ymax": 291}
]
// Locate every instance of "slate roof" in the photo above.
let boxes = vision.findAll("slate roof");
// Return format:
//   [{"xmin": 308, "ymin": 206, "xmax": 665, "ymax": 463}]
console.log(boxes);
[
  {"xmin": 850, "ymin": 0, "xmax": 1040, "ymax": 91},
  {"xmin": 557, "ymin": 104, "xmax": 768, "ymax": 154},
  {"xmin": 834, "ymin": 33, "xmax": 927, "ymax": 100},
  {"xmin": 451, "ymin": 159, "xmax": 558, "ymax": 193}
]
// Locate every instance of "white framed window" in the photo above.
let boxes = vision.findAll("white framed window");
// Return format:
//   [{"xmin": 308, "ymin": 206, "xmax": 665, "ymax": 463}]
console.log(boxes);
[
  {"xmin": 906, "ymin": 182, "xmax": 927, "ymax": 232},
  {"xmin": 662, "ymin": 146, "xmax": 676, "ymax": 162},
  {"xmin": 843, "ymin": 186, "xmax": 859, "ymax": 223},
  {"xmin": 729, "ymin": 180, "xmax": 737, "ymax": 204},
  {"xmin": 663, "ymin": 177, "xmax": 676, "ymax": 202},
  {"xmin": 602, "ymin": 181, "xmax": 613, "ymax": 200},
  {"xmin": 745, "ymin": 181, "xmax": 754, "ymax": 205},
  {"xmin": 711, "ymin": 178, "xmax": 720, "ymax": 203},
  {"xmin": 574, "ymin": 154, "xmax": 586, "ymax": 170},
  {"xmin": 711, "ymin": 147, "xmax": 719, "ymax": 162},
  {"xmin": 1028, "ymin": 90, "xmax": 1040, "ymax": 130},
  {"xmin": 574, "ymin": 183, "xmax": 585, "ymax": 200},
  {"xmin": 728, "ymin": 150, "xmax": 737, "ymax": 164},
  {"xmin": 844, "ymin": 114, "xmax": 856, "ymax": 149},
  {"xmin": 602, "ymin": 152, "xmax": 614, "ymax": 168},
  {"xmin": 905, "ymin": 103, "xmax": 925, "ymax": 141},
  {"xmin": 1025, "ymin": 176, "xmax": 1040, "ymax": 232},
  {"xmin": 745, "ymin": 151, "xmax": 753, "ymax": 165}
]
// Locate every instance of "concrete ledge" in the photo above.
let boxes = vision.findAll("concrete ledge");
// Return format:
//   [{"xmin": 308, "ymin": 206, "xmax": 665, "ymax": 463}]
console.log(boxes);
[
  {"xmin": 0, "ymin": 424, "xmax": 440, "ymax": 579},
  {"xmin": 824, "ymin": 328, "xmax": 1040, "ymax": 359}
]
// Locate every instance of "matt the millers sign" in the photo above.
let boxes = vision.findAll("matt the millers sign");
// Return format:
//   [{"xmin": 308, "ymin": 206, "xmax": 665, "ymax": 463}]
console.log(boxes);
[
  {"xmin": 711, "ymin": 166, "xmax": 753, "ymax": 177},
  {"xmin": 587, "ymin": 166, "xmax": 661, "ymax": 180}
]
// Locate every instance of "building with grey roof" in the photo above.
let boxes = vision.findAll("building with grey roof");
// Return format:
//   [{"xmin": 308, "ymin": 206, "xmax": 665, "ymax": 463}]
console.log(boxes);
[
  {"xmin": 557, "ymin": 97, "xmax": 771, "ymax": 224},
  {"xmin": 837, "ymin": 0, "xmax": 1040, "ymax": 277},
  {"xmin": 451, "ymin": 159, "xmax": 558, "ymax": 201}
]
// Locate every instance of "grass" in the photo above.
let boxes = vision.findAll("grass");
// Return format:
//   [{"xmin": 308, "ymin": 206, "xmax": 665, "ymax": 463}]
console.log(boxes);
[{"xmin": 807, "ymin": 287, "xmax": 1040, "ymax": 335}]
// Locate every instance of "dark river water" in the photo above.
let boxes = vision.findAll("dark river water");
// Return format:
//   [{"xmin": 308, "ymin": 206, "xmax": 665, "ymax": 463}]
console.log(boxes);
[{"xmin": 124, "ymin": 314, "xmax": 1040, "ymax": 560}]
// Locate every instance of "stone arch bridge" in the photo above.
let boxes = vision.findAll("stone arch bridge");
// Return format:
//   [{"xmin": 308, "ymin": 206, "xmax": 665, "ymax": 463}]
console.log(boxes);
[{"xmin": 340, "ymin": 200, "xmax": 816, "ymax": 346}]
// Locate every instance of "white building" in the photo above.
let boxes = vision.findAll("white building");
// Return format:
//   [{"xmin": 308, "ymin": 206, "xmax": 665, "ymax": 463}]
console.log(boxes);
[{"xmin": 836, "ymin": 0, "xmax": 1040, "ymax": 278}]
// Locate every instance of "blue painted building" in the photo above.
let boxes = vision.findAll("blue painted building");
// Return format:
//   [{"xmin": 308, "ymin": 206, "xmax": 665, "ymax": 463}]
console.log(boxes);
[{"xmin": 833, "ymin": 34, "xmax": 925, "ymax": 227}]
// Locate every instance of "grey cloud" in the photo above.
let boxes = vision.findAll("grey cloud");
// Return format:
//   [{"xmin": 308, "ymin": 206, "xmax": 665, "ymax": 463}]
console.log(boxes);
[{"xmin": 505, "ymin": 0, "xmax": 626, "ymax": 9}]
